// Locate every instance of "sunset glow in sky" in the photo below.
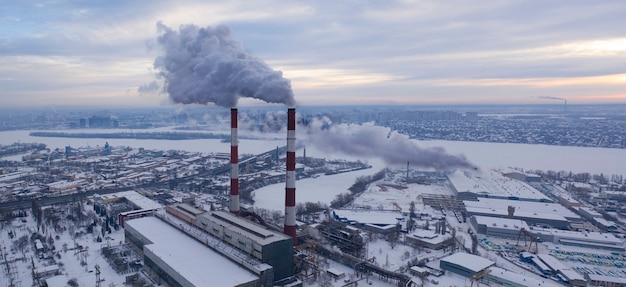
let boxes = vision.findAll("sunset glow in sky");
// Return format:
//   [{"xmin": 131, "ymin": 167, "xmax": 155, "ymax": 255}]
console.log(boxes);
[{"xmin": 1, "ymin": 1, "xmax": 626, "ymax": 108}]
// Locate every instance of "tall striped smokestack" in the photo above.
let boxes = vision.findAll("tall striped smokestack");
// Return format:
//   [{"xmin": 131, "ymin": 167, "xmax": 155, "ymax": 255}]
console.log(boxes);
[
  {"xmin": 284, "ymin": 108, "xmax": 297, "ymax": 244},
  {"xmin": 230, "ymin": 108, "xmax": 240, "ymax": 215}
]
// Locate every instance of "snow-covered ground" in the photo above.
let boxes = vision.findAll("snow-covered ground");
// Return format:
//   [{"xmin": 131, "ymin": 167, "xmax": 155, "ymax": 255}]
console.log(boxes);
[{"xmin": 0, "ymin": 205, "xmax": 126, "ymax": 287}]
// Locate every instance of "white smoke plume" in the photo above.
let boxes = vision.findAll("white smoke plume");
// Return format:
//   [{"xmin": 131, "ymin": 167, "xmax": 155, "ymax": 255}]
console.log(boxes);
[
  {"xmin": 305, "ymin": 117, "xmax": 476, "ymax": 170},
  {"xmin": 152, "ymin": 22, "xmax": 295, "ymax": 108}
]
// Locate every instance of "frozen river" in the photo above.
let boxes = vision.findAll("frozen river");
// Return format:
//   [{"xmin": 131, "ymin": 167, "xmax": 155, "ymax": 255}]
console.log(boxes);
[{"xmin": 1, "ymin": 129, "xmax": 625, "ymax": 176}]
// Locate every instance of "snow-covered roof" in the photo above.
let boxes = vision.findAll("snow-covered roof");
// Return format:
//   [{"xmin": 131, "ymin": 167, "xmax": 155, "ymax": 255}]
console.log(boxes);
[
  {"xmin": 473, "ymin": 215, "xmax": 529, "ymax": 231},
  {"xmin": 587, "ymin": 273, "xmax": 626, "ymax": 283},
  {"xmin": 488, "ymin": 267, "xmax": 560, "ymax": 287},
  {"xmin": 536, "ymin": 254, "xmax": 586, "ymax": 281},
  {"xmin": 448, "ymin": 169, "xmax": 550, "ymax": 201},
  {"xmin": 203, "ymin": 211, "xmax": 292, "ymax": 246},
  {"xmin": 127, "ymin": 216, "xmax": 259, "ymax": 286},
  {"xmin": 532, "ymin": 227, "xmax": 623, "ymax": 246},
  {"xmin": 464, "ymin": 198, "xmax": 579, "ymax": 221},
  {"xmin": 407, "ymin": 230, "xmax": 452, "ymax": 245},
  {"xmin": 440, "ymin": 253, "xmax": 494, "ymax": 273}
]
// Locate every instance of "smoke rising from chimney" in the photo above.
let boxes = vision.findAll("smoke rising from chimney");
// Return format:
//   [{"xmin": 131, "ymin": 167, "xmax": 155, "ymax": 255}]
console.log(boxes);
[
  {"xmin": 152, "ymin": 22, "xmax": 295, "ymax": 108},
  {"xmin": 306, "ymin": 118, "xmax": 475, "ymax": 170}
]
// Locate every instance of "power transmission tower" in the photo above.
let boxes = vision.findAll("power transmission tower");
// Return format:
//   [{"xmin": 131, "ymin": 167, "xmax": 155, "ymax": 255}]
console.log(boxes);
[{"xmin": 95, "ymin": 264, "xmax": 105, "ymax": 287}]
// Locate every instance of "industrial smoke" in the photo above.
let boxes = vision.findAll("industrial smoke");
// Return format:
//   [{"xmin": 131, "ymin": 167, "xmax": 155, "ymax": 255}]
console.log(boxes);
[
  {"xmin": 538, "ymin": 96, "xmax": 567, "ymax": 111},
  {"xmin": 306, "ymin": 118, "xmax": 475, "ymax": 170},
  {"xmin": 152, "ymin": 22, "xmax": 295, "ymax": 108}
]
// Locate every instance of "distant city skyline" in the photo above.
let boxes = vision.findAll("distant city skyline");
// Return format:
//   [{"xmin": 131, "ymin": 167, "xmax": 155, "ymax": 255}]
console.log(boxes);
[{"xmin": 2, "ymin": 1, "xmax": 626, "ymax": 108}]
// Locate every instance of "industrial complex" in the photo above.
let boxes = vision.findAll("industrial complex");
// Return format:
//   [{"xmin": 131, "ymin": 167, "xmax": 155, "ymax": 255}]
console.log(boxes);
[{"xmin": 1, "ymin": 107, "xmax": 626, "ymax": 287}]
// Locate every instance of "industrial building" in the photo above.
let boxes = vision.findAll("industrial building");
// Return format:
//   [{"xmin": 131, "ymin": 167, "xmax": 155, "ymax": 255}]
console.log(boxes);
[
  {"xmin": 536, "ymin": 254, "xmax": 587, "ymax": 287},
  {"xmin": 439, "ymin": 252, "xmax": 494, "ymax": 278},
  {"xmin": 531, "ymin": 227, "xmax": 624, "ymax": 251},
  {"xmin": 405, "ymin": 229, "xmax": 454, "ymax": 250},
  {"xmin": 90, "ymin": 190, "xmax": 163, "ymax": 227},
  {"xmin": 196, "ymin": 211, "xmax": 294, "ymax": 281},
  {"xmin": 485, "ymin": 266, "xmax": 559, "ymax": 287},
  {"xmin": 125, "ymin": 216, "xmax": 262, "ymax": 287},
  {"xmin": 448, "ymin": 169, "xmax": 551, "ymax": 202},
  {"xmin": 585, "ymin": 273, "xmax": 626, "ymax": 287},
  {"xmin": 470, "ymin": 215, "xmax": 530, "ymax": 239},
  {"xmin": 463, "ymin": 197, "xmax": 580, "ymax": 229},
  {"xmin": 440, "ymin": 253, "xmax": 561, "ymax": 287}
]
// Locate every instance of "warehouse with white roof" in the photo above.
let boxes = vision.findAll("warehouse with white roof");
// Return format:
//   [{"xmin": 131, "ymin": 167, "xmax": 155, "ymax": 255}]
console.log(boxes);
[{"xmin": 125, "ymin": 216, "xmax": 261, "ymax": 287}]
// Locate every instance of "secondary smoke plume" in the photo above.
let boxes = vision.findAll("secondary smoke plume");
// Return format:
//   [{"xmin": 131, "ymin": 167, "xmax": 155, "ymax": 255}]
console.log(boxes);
[
  {"xmin": 538, "ymin": 96, "xmax": 567, "ymax": 111},
  {"xmin": 152, "ymin": 22, "xmax": 295, "ymax": 108},
  {"xmin": 306, "ymin": 118, "xmax": 475, "ymax": 170},
  {"xmin": 538, "ymin": 96, "xmax": 565, "ymax": 101}
]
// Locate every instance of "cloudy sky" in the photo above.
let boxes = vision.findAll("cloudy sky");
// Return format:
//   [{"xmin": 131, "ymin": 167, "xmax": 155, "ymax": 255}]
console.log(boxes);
[{"xmin": 1, "ymin": 0, "xmax": 626, "ymax": 108}]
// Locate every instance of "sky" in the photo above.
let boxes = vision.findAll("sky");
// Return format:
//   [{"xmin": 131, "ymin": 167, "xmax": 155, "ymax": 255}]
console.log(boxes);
[{"xmin": 1, "ymin": 0, "xmax": 626, "ymax": 108}]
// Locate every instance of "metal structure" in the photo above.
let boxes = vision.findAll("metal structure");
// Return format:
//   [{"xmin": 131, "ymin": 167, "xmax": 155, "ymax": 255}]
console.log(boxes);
[
  {"xmin": 469, "ymin": 268, "xmax": 491, "ymax": 287},
  {"xmin": 230, "ymin": 108, "xmax": 240, "ymax": 215},
  {"xmin": 294, "ymin": 241, "xmax": 323, "ymax": 281},
  {"xmin": 284, "ymin": 108, "xmax": 297, "ymax": 244},
  {"xmin": 516, "ymin": 228, "xmax": 539, "ymax": 253},
  {"xmin": 95, "ymin": 264, "xmax": 104, "ymax": 287},
  {"xmin": 317, "ymin": 221, "xmax": 365, "ymax": 258}
]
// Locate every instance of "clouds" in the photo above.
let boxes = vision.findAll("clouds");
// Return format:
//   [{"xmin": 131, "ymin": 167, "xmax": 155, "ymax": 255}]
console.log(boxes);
[{"xmin": 1, "ymin": 0, "xmax": 625, "ymax": 107}]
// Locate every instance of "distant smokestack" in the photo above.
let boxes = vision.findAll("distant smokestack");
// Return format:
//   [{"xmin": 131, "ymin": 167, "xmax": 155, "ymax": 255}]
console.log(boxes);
[
  {"xmin": 507, "ymin": 205, "xmax": 515, "ymax": 219},
  {"xmin": 230, "ymin": 108, "xmax": 240, "ymax": 215},
  {"xmin": 284, "ymin": 108, "xmax": 297, "ymax": 244},
  {"xmin": 406, "ymin": 161, "xmax": 410, "ymax": 181}
]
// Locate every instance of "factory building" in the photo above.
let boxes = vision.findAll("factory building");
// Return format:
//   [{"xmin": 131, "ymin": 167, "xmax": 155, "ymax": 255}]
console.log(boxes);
[
  {"xmin": 440, "ymin": 253, "xmax": 561, "ymax": 287},
  {"xmin": 405, "ymin": 229, "xmax": 454, "ymax": 250},
  {"xmin": 439, "ymin": 253, "xmax": 494, "ymax": 278},
  {"xmin": 197, "ymin": 211, "xmax": 294, "ymax": 281},
  {"xmin": 531, "ymin": 227, "xmax": 624, "ymax": 251},
  {"xmin": 536, "ymin": 254, "xmax": 587, "ymax": 287},
  {"xmin": 463, "ymin": 198, "xmax": 579, "ymax": 229},
  {"xmin": 470, "ymin": 215, "xmax": 530, "ymax": 239},
  {"xmin": 125, "ymin": 216, "xmax": 261, "ymax": 287},
  {"xmin": 90, "ymin": 190, "xmax": 163, "ymax": 228},
  {"xmin": 485, "ymin": 266, "xmax": 560, "ymax": 287},
  {"xmin": 585, "ymin": 273, "xmax": 626, "ymax": 287},
  {"xmin": 448, "ymin": 169, "xmax": 551, "ymax": 202}
]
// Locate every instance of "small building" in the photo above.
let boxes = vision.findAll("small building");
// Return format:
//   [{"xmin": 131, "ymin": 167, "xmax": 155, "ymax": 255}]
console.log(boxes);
[
  {"xmin": 406, "ymin": 229, "xmax": 454, "ymax": 250},
  {"xmin": 559, "ymin": 196, "xmax": 581, "ymax": 208},
  {"xmin": 326, "ymin": 268, "xmax": 345, "ymax": 280},
  {"xmin": 409, "ymin": 266, "xmax": 429, "ymax": 278},
  {"xmin": 34, "ymin": 239, "xmax": 45, "ymax": 253}
]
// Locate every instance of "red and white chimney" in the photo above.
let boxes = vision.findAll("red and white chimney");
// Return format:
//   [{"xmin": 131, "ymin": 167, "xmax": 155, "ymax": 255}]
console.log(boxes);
[
  {"xmin": 284, "ymin": 108, "xmax": 297, "ymax": 244},
  {"xmin": 230, "ymin": 108, "xmax": 240, "ymax": 215}
]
